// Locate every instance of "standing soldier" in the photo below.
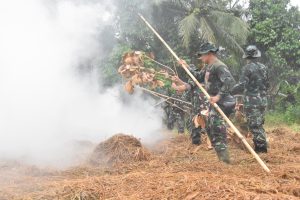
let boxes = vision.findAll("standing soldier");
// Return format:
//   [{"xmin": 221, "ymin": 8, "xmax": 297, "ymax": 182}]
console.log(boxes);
[
  {"xmin": 172, "ymin": 65, "xmax": 209, "ymax": 145},
  {"xmin": 168, "ymin": 91, "xmax": 186, "ymax": 134},
  {"xmin": 162, "ymin": 101, "xmax": 173, "ymax": 130},
  {"xmin": 177, "ymin": 42, "xmax": 236, "ymax": 164},
  {"xmin": 231, "ymin": 45, "xmax": 269, "ymax": 153},
  {"xmin": 159, "ymin": 89, "xmax": 173, "ymax": 130}
]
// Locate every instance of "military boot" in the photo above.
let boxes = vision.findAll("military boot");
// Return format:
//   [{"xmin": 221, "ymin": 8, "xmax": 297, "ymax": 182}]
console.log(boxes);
[
  {"xmin": 216, "ymin": 149, "xmax": 230, "ymax": 164},
  {"xmin": 254, "ymin": 144, "xmax": 268, "ymax": 153},
  {"xmin": 254, "ymin": 143, "xmax": 268, "ymax": 153}
]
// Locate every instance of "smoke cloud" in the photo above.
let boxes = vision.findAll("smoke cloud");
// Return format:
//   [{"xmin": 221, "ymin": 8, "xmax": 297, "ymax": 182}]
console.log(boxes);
[{"xmin": 0, "ymin": 0, "xmax": 163, "ymax": 168}]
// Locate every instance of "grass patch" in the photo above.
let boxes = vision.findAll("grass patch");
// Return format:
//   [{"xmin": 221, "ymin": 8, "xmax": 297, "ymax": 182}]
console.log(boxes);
[{"xmin": 265, "ymin": 110, "xmax": 300, "ymax": 132}]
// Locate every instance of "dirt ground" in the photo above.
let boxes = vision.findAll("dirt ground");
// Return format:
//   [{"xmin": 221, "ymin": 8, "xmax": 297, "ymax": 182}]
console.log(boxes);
[{"xmin": 0, "ymin": 126, "xmax": 299, "ymax": 200}]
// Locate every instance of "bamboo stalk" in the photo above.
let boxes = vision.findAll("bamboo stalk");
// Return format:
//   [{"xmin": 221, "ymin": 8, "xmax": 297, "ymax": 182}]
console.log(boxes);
[{"xmin": 139, "ymin": 13, "xmax": 270, "ymax": 173}]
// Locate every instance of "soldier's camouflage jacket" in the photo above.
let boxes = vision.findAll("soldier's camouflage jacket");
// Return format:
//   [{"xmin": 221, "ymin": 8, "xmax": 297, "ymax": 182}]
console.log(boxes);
[
  {"xmin": 185, "ymin": 65, "xmax": 208, "ymax": 115},
  {"xmin": 189, "ymin": 60, "xmax": 236, "ymax": 111},
  {"xmin": 231, "ymin": 61, "xmax": 269, "ymax": 108}
]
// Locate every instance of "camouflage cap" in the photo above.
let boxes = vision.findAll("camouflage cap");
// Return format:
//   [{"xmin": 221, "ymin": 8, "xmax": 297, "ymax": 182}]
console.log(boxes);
[
  {"xmin": 243, "ymin": 45, "xmax": 261, "ymax": 59},
  {"xmin": 196, "ymin": 42, "xmax": 219, "ymax": 56}
]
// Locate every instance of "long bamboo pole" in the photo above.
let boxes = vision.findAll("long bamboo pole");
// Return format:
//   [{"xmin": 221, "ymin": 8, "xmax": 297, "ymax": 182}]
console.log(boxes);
[{"xmin": 138, "ymin": 13, "xmax": 270, "ymax": 173}]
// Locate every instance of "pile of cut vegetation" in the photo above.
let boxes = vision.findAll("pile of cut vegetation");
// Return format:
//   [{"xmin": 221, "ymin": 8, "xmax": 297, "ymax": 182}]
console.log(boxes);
[{"xmin": 89, "ymin": 134, "xmax": 151, "ymax": 165}]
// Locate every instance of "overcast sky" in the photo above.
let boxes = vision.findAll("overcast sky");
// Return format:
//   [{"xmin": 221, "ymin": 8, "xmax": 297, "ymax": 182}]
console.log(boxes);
[{"xmin": 291, "ymin": 0, "xmax": 300, "ymax": 7}]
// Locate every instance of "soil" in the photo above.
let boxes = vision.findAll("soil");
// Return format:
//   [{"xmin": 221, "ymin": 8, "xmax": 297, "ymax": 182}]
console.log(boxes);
[{"xmin": 0, "ymin": 126, "xmax": 299, "ymax": 200}]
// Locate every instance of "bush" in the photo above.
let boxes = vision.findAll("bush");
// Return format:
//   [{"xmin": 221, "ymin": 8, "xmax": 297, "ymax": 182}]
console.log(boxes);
[{"xmin": 283, "ymin": 105, "xmax": 300, "ymax": 124}]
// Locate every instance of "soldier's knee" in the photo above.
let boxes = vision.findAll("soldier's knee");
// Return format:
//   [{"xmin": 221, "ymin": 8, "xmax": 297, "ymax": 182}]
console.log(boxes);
[
  {"xmin": 247, "ymin": 115, "xmax": 264, "ymax": 127},
  {"xmin": 212, "ymin": 124, "xmax": 226, "ymax": 134},
  {"xmin": 249, "ymin": 125, "xmax": 264, "ymax": 136},
  {"xmin": 214, "ymin": 142, "xmax": 227, "ymax": 152}
]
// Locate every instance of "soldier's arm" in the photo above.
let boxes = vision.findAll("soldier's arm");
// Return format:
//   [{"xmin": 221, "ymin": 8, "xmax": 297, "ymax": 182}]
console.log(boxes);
[
  {"xmin": 265, "ymin": 66, "xmax": 270, "ymax": 90},
  {"xmin": 172, "ymin": 82, "xmax": 190, "ymax": 92},
  {"xmin": 178, "ymin": 59, "xmax": 205, "ymax": 82},
  {"xmin": 171, "ymin": 76, "xmax": 191, "ymax": 92},
  {"xmin": 230, "ymin": 65, "xmax": 250, "ymax": 95},
  {"xmin": 217, "ymin": 65, "xmax": 236, "ymax": 98},
  {"xmin": 190, "ymin": 66, "xmax": 205, "ymax": 83}
]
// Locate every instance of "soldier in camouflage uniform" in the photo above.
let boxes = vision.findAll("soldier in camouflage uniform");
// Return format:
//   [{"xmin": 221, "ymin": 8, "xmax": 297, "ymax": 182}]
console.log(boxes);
[
  {"xmin": 231, "ymin": 45, "xmax": 269, "ymax": 153},
  {"xmin": 185, "ymin": 66, "xmax": 209, "ymax": 145},
  {"xmin": 167, "ymin": 91, "xmax": 186, "ymax": 134},
  {"xmin": 178, "ymin": 42, "xmax": 236, "ymax": 164},
  {"xmin": 162, "ymin": 101, "xmax": 173, "ymax": 130},
  {"xmin": 160, "ymin": 89, "xmax": 173, "ymax": 130},
  {"xmin": 171, "ymin": 73, "xmax": 207, "ymax": 144}
]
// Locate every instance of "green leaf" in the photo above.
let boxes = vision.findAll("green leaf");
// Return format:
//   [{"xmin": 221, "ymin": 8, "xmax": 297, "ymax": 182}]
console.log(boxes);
[{"xmin": 178, "ymin": 12, "xmax": 200, "ymax": 48}]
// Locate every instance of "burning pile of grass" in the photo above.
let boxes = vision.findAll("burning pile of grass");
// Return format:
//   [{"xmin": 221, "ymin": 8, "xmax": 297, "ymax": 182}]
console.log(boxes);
[{"xmin": 89, "ymin": 134, "xmax": 151, "ymax": 166}]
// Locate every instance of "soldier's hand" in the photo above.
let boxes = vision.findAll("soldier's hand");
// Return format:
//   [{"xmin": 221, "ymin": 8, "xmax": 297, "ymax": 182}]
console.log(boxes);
[
  {"xmin": 172, "ymin": 76, "xmax": 182, "ymax": 84},
  {"xmin": 178, "ymin": 59, "xmax": 188, "ymax": 68},
  {"xmin": 171, "ymin": 76, "xmax": 179, "ymax": 82},
  {"xmin": 235, "ymin": 103, "xmax": 243, "ymax": 111},
  {"xmin": 171, "ymin": 82, "xmax": 177, "ymax": 90},
  {"xmin": 210, "ymin": 95, "xmax": 221, "ymax": 104}
]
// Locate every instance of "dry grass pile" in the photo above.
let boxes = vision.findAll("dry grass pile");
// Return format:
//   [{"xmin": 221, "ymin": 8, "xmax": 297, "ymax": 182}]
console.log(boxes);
[
  {"xmin": 0, "ymin": 127, "xmax": 299, "ymax": 199},
  {"xmin": 89, "ymin": 134, "xmax": 151, "ymax": 166}
]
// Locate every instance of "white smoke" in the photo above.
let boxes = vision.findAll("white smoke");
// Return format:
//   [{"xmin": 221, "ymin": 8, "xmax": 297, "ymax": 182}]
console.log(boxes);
[{"xmin": 0, "ymin": 0, "xmax": 163, "ymax": 168}]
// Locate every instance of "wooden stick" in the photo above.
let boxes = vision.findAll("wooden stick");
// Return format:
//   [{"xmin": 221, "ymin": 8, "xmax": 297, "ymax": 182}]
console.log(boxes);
[
  {"xmin": 142, "ymin": 89, "xmax": 189, "ymax": 113},
  {"xmin": 154, "ymin": 98, "xmax": 169, "ymax": 107},
  {"xmin": 137, "ymin": 86, "xmax": 192, "ymax": 106},
  {"xmin": 172, "ymin": 58, "xmax": 179, "ymax": 76},
  {"xmin": 165, "ymin": 101, "xmax": 189, "ymax": 113},
  {"xmin": 143, "ymin": 54, "xmax": 176, "ymax": 75},
  {"xmin": 139, "ymin": 13, "xmax": 270, "ymax": 173}
]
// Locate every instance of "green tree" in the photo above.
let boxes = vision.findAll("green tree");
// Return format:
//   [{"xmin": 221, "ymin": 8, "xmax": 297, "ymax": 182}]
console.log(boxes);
[
  {"xmin": 100, "ymin": 0, "xmax": 250, "ymax": 86},
  {"xmin": 152, "ymin": 0, "xmax": 250, "ymax": 78},
  {"xmin": 248, "ymin": 0, "xmax": 300, "ymax": 87},
  {"xmin": 154, "ymin": 0, "xmax": 249, "ymax": 55}
]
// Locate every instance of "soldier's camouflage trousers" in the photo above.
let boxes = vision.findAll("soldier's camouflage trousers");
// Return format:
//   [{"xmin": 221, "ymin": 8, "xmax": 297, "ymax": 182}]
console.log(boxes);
[
  {"xmin": 168, "ymin": 111, "xmax": 185, "ymax": 133},
  {"xmin": 187, "ymin": 115, "xmax": 202, "ymax": 144},
  {"xmin": 188, "ymin": 92, "xmax": 209, "ymax": 144},
  {"xmin": 206, "ymin": 107, "xmax": 228, "ymax": 152},
  {"xmin": 244, "ymin": 95, "xmax": 268, "ymax": 149}
]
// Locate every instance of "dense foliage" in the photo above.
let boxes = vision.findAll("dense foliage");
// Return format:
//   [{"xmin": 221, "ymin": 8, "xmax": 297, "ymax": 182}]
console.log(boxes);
[{"xmin": 98, "ymin": 0, "xmax": 300, "ymax": 124}]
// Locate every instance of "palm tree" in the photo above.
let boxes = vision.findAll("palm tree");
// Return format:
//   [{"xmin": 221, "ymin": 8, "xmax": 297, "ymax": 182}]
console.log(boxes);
[{"xmin": 155, "ymin": 0, "xmax": 249, "ymax": 55}]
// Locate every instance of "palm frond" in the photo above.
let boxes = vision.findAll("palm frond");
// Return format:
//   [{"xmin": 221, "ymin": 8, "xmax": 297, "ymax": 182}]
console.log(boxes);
[
  {"xmin": 199, "ymin": 17, "xmax": 216, "ymax": 43},
  {"xmin": 152, "ymin": 0, "xmax": 168, "ymax": 6},
  {"xmin": 209, "ymin": 0, "xmax": 226, "ymax": 9},
  {"xmin": 157, "ymin": 0, "xmax": 189, "ymax": 16},
  {"xmin": 179, "ymin": 12, "xmax": 200, "ymax": 48},
  {"xmin": 194, "ymin": 0, "xmax": 205, "ymax": 8},
  {"xmin": 206, "ymin": 17, "xmax": 244, "ymax": 55},
  {"xmin": 210, "ymin": 10, "xmax": 249, "ymax": 44},
  {"xmin": 171, "ymin": 0, "xmax": 188, "ymax": 9}
]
